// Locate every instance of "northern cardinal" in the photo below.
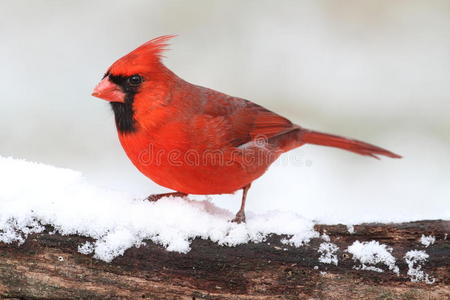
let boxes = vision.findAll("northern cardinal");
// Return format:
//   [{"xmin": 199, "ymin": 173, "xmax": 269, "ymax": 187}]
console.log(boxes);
[{"xmin": 92, "ymin": 36, "xmax": 401, "ymax": 223}]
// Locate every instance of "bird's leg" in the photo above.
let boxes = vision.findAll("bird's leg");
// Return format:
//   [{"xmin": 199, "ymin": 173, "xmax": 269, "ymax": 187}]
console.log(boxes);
[
  {"xmin": 147, "ymin": 191, "xmax": 188, "ymax": 202},
  {"xmin": 231, "ymin": 184, "xmax": 251, "ymax": 223}
]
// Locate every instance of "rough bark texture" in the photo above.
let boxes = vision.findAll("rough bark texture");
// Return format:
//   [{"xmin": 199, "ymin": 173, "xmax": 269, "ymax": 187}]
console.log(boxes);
[{"xmin": 0, "ymin": 220, "xmax": 448, "ymax": 299}]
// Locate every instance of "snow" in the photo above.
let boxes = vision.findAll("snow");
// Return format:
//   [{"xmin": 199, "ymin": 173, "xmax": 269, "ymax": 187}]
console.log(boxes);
[
  {"xmin": 321, "ymin": 233, "xmax": 330, "ymax": 242},
  {"xmin": 0, "ymin": 156, "xmax": 319, "ymax": 262},
  {"xmin": 347, "ymin": 240, "xmax": 399, "ymax": 275},
  {"xmin": 404, "ymin": 250, "xmax": 435, "ymax": 284},
  {"xmin": 347, "ymin": 225, "xmax": 355, "ymax": 234},
  {"xmin": 0, "ymin": 155, "xmax": 444, "ymax": 272},
  {"xmin": 419, "ymin": 235, "xmax": 435, "ymax": 248},
  {"xmin": 318, "ymin": 242, "xmax": 339, "ymax": 265},
  {"xmin": 78, "ymin": 242, "xmax": 95, "ymax": 255},
  {"xmin": 281, "ymin": 229, "xmax": 320, "ymax": 247}
]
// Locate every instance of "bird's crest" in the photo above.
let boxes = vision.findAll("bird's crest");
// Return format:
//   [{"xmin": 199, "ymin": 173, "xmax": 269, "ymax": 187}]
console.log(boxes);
[{"xmin": 108, "ymin": 35, "xmax": 176, "ymax": 75}]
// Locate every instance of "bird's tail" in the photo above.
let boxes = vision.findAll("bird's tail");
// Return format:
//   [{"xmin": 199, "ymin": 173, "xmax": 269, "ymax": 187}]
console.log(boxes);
[{"xmin": 298, "ymin": 129, "xmax": 401, "ymax": 159}]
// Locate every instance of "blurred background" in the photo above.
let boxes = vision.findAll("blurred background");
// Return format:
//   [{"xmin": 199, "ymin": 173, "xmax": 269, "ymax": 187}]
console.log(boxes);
[{"xmin": 1, "ymin": 0, "xmax": 449, "ymax": 223}]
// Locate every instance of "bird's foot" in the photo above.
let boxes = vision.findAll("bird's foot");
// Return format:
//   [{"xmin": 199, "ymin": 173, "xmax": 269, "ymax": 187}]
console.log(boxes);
[
  {"xmin": 231, "ymin": 210, "xmax": 246, "ymax": 224},
  {"xmin": 147, "ymin": 192, "xmax": 188, "ymax": 202}
]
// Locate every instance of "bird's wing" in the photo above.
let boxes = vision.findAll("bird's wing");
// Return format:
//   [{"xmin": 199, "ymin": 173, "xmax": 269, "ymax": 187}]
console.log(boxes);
[{"xmin": 195, "ymin": 89, "xmax": 297, "ymax": 149}]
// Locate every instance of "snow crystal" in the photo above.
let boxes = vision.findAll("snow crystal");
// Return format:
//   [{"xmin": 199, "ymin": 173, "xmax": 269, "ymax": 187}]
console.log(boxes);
[
  {"xmin": 0, "ymin": 217, "xmax": 44, "ymax": 244},
  {"xmin": 347, "ymin": 240, "xmax": 399, "ymax": 275},
  {"xmin": 347, "ymin": 225, "xmax": 355, "ymax": 234},
  {"xmin": 318, "ymin": 242, "xmax": 339, "ymax": 265},
  {"xmin": 419, "ymin": 235, "xmax": 435, "ymax": 248},
  {"xmin": 0, "ymin": 156, "xmax": 319, "ymax": 262},
  {"xmin": 78, "ymin": 241, "xmax": 94, "ymax": 255},
  {"xmin": 281, "ymin": 229, "xmax": 320, "ymax": 247},
  {"xmin": 321, "ymin": 233, "xmax": 330, "ymax": 242},
  {"xmin": 404, "ymin": 250, "xmax": 435, "ymax": 284}
]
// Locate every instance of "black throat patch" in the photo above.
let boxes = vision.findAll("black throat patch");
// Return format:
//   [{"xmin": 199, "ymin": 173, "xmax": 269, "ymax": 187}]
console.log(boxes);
[
  {"xmin": 110, "ymin": 95, "xmax": 136, "ymax": 134},
  {"xmin": 108, "ymin": 74, "xmax": 141, "ymax": 134}
]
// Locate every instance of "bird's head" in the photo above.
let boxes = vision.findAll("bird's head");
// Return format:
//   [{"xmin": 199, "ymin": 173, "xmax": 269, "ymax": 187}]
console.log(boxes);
[{"xmin": 91, "ymin": 35, "xmax": 176, "ymax": 103}]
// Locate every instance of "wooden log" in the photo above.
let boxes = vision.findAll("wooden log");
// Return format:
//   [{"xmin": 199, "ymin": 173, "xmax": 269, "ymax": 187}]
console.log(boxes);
[{"xmin": 0, "ymin": 220, "xmax": 448, "ymax": 299}]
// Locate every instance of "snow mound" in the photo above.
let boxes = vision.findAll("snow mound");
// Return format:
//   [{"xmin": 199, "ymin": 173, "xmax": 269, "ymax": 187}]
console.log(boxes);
[
  {"xmin": 404, "ymin": 250, "xmax": 435, "ymax": 284},
  {"xmin": 0, "ymin": 156, "xmax": 318, "ymax": 262},
  {"xmin": 419, "ymin": 235, "xmax": 435, "ymax": 248},
  {"xmin": 318, "ymin": 242, "xmax": 339, "ymax": 265},
  {"xmin": 347, "ymin": 240, "xmax": 399, "ymax": 275}
]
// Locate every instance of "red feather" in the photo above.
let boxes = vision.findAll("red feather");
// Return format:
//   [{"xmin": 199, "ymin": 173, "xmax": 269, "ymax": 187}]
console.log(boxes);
[{"xmin": 109, "ymin": 35, "xmax": 176, "ymax": 76}]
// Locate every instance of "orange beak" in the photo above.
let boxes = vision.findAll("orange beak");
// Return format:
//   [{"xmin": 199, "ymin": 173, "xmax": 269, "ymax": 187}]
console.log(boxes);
[{"xmin": 91, "ymin": 78, "xmax": 126, "ymax": 103}]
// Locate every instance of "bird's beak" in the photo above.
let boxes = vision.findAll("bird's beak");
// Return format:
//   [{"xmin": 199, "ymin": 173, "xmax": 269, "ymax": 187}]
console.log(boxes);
[{"xmin": 91, "ymin": 78, "xmax": 126, "ymax": 103}]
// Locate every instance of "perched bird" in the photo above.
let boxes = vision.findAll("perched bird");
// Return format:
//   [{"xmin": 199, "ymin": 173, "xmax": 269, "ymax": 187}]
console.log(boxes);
[{"xmin": 92, "ymin": 35, "xmax": 401, "ymax": 223}]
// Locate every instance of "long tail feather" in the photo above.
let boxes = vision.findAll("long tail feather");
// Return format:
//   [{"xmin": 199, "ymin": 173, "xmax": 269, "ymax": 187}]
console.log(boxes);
[{"xmin": 300, "ymin": 129, "xmax": 401, "ymax": 159}]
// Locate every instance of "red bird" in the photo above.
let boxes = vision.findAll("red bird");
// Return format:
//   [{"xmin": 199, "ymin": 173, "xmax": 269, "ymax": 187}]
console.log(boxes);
[{"xmin": 92, "ymin": 36, "xmax": 401, "ymax": 223}]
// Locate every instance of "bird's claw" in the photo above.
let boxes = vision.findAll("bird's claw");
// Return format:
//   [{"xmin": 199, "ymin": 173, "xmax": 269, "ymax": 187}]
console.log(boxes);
[
  {"xmin": 147, "ymin": 194, "xmax": 161, "ymax": 202},
  {"xmin": 231, "ymin": 211, "xmax": 246, "ymax": 224}
]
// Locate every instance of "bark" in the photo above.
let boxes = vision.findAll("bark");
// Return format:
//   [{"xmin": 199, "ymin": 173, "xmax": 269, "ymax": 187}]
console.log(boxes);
[{"xmin": 0, "ymin": 220, "xmax": 448, "ymax": 300}]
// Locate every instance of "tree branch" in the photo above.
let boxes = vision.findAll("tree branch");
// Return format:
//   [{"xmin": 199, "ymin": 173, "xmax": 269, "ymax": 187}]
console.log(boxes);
[{"xmin": 0, "ymin": 220, "xmax": 448, "ymax": 299}]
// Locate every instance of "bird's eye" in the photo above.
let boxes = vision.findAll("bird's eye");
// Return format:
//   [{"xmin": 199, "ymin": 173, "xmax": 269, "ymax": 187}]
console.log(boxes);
[{"xmin": 128, "ymin": 75, "xmax": 142, "ymax": 86}]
